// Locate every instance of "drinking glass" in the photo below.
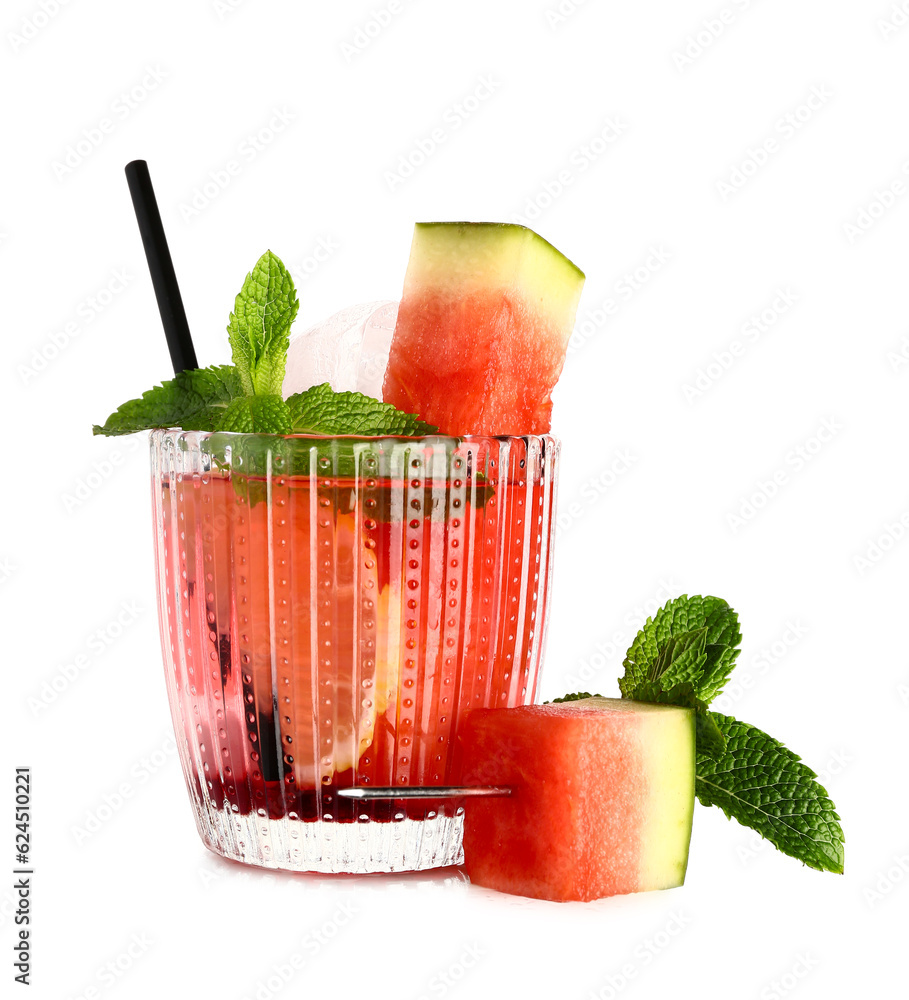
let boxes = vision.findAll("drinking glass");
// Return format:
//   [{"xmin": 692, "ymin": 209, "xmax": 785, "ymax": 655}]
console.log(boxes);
[{"xmin": 151, "ymin": 429, "xmax": 559, "ymax": 872}]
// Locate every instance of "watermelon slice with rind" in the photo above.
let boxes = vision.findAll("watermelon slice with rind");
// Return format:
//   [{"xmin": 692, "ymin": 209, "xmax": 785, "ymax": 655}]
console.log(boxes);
[
  {"xmin": 460, "ymin": 697, "xmax": 695, "ymax": 902},
  {"xmin": 382, "ymin": 222, "xmax": 585, "ymax": 435}
]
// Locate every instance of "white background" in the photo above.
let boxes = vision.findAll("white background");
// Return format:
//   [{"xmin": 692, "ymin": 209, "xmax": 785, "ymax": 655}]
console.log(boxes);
[{"xmin": 4, "ymin": 1, "xmax": 906, "ymax": 997}]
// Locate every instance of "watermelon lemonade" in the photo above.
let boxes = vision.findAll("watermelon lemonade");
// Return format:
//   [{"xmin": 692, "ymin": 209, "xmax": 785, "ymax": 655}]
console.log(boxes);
[{"xmin": 152, "ymin": 428, "xmax": 558, "ymax": 872}]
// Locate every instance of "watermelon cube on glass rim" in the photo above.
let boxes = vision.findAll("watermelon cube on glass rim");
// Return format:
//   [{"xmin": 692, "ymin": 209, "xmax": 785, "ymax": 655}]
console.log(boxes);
[
  {"xmin": 460, "ymin": 698, "xmax": 696, "ymax": 902},
  {"xmin": 382, "ymin": 222, "xmax": 586, "ymax": 435}
]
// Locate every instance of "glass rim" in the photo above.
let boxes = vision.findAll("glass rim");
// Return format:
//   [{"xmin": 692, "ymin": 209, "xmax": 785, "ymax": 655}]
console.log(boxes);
[{"xmin": 148, "ymin": 427, "xmax": 561, "ymax": 446}]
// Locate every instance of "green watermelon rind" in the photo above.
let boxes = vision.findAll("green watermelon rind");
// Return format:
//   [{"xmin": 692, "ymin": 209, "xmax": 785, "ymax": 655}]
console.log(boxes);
[{"xmin": 413, "ymin": 221, "xmax": 586, "ymax": 283}]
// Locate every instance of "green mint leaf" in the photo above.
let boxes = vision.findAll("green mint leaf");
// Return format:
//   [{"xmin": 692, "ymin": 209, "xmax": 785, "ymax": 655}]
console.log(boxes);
[
  {"xmin": 92, "ymin": 365, "xmax": 243, "ymax": 436},
  {"xmin": 619, "ymin": 594, "xmax": 741, "ymax": 703},
  {"xmin": 286, "ymin": 382, "xmax": 437, "ymax": 436},
  {"xmin": 216, "ymin": 395, "xmax": 292, "ymax": 434},
  {"xmin": 695, "ymin": 643, "xmax": 739, "ymax": 705},
  {"xmin": 650, "ymin": 627, "xmax": 707, "ymax": 686},
  {"xmin": 227, "ymin": 250, "xmax": 299, "ymax": 396},
  {"xmin": 695, "ymin": 713, "xmax": 845, "ymax": 874},
  {"xmin": 696, "ymin": 640, "xmax": 742, "ymax": 704},
  {"xmin": 694, "ymin": 709, "xmax": 728, "ymax": 760}
]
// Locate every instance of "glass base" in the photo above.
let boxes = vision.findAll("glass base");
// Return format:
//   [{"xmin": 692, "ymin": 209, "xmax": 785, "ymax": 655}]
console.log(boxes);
[{"xmin": 193, "ymin": 802, "xmax": 466, "ymax": 873}]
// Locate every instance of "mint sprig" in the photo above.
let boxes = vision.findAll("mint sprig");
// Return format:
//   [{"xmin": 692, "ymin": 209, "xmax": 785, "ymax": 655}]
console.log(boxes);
[
  {"xmin": 227, "ymin": 250, "xmax": 298, "ymax": 396},
  {"xmin": 94, "ymin": 251, "xmax": 435, "ymax": 438},
  {"xmin": 557, "ymin": 593, "xmax": 844, "ymax": 874},
  {"xmin": 619, "ymin": 594, "xmax": 742, "ymax": 704}
]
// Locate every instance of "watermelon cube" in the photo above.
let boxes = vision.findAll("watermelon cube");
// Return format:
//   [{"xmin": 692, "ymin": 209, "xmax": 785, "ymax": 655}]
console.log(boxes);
[
  {"xmin": 460, "ymin": 698, "xmax": 695, "ymax": 902},
  {"xmin": 382, "ymin": 222, "xmax": 585, "ymax": 435}
]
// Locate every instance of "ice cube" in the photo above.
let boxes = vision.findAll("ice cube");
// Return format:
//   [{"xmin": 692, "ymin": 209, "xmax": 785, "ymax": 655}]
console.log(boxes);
[{"xmin": 283, "ymin": 301, "xmax": 398, "ymax": 399}]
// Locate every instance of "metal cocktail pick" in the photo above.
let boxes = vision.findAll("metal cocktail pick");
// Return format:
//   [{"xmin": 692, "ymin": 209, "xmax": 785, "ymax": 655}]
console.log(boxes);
[{"xmin": 338, "ymin": 786, "xmax": 512, "ymax": 800}]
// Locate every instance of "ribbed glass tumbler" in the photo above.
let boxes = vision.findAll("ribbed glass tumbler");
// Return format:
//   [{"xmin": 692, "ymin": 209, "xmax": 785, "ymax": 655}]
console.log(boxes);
[{"xmin": 151, "ymin": 429, "xmax": 559, "ymax": 873}]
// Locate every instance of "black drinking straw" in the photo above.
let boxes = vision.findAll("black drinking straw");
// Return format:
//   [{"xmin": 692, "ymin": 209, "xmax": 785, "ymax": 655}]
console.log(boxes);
[{"xmin": 124, "ymin": 160, "xmax": 199, "ymax": 375}]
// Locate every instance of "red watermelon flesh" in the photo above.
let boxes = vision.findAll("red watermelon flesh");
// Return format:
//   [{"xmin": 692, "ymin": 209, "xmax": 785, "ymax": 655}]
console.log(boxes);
[
  {"xmin": 460, "ymin": 698, "xmax": 695, "ymax": 902},
  {"xmin": 382, "ymin": 223, "xmax": 585, "ymax": 435}
]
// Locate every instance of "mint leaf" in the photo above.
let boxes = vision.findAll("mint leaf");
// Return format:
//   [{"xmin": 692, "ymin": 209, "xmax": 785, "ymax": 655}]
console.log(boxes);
[
  {"xmin": 695, "ymin": 713, "xmax": 845, "ymax": 874},
  {"xmin": 694, "ymin": 710, "xmax": 728, "ymax": 760},
  {"xmin": 227, "ymin": 250, "xmax": 299, "ymax": 396},
  {"xmin": 217, "ymin": 395, "xmax": 292, "ymax": 434},
  {"xmin": 650, "ymin": 627, "xmax": 707, "ymax": 687},
  {"xmin": 286, "ymin": 383, "xmax": 437, "ymax": 436},
  {"xmin": 619, "ymin": 595, "xmax": 741, "ymax": 703},
  {"xmin": 696, "ymin": 642, "xmax": 741, "ymax": 705},
  {"xmin": 92, "ymin": 365, "xmax": 243, "ymax": 436}
]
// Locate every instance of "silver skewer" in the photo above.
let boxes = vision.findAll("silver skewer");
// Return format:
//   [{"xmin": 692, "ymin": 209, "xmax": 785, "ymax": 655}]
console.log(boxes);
[{"xmin": 337, "ymin": 785, "xmax": 512, "ymax": 800}]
